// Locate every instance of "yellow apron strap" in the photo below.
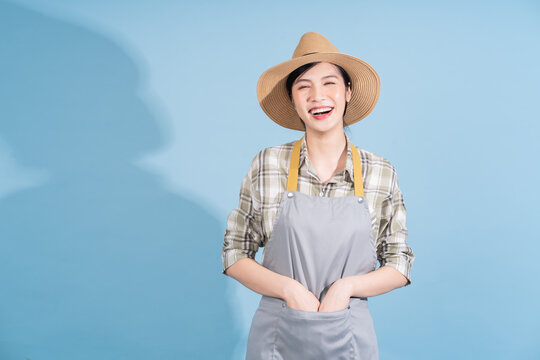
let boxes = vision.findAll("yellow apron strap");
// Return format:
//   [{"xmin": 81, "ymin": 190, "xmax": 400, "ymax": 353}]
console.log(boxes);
[
  {"xmin": 286, "ymin": 137, "xmax": 303, "ymax": 191},
  {"xmin": 286, "ymin": 136, "xmax": 365, "ymax": 197},
  {"xmin": 350, "ymin": 143, "xmax": 365, "ymax": 197}
]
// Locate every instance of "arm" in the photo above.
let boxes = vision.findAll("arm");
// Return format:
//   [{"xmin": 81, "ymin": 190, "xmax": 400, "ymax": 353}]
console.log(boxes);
[
  {"xmin": 337, "ymin": 165, "xmax": 415, "ymax": 299},
  {"xmin": 221, "ymin": 153, "xmax": 296, "ymax": 299},
  {"xmin": 320, "ymin": 265, "xmax": 407, "ymax": 311},
  {"xmin": 222, "ymin": 153, "xmax": 319, "ymax": 310},
  {"xmin": 222, "ymin": 153, "xmax": 264, "ymax": 278},
  {"xmin": 225, "ymin": 258, "xmax": 301, "ymax": 300},
  {"xmin": 337, "ymin": 265, "xmax": 408, "ymax": 298}
]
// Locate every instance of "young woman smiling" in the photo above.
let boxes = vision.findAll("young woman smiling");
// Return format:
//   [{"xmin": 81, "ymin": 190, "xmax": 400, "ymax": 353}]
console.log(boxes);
[{"xmin": 222, "ymin": 32, "xmax": 415, "ymax": 359}]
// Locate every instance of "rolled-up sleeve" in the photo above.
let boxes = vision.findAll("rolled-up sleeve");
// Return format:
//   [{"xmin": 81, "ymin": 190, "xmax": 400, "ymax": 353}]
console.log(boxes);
[
  {"xmin": 222, "ymin": 153, "xmax": 264, "ymax": 275},
  {"xmin": 376, "ymin": 166, "xmax": 415, "ymax": 286}
]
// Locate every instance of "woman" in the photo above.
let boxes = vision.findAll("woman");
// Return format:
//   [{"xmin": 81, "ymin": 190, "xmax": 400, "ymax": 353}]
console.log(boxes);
[{"xmin": 222, "ymin": 32, "xmax": 415, "ymax": 359}]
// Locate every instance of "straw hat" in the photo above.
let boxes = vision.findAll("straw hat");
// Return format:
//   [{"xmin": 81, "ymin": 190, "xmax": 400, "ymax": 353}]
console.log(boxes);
[{"xmin": 256, "ymin": 32, "xmax": 380, "ymax": 131}]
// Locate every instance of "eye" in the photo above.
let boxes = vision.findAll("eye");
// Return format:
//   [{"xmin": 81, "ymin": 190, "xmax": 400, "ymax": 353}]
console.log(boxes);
[
  {"xmin": 324, "ymin": 82, "xmax": 336, "ymax": 85},
  {"xmin": 297, "ymin": 85, "xmax": 309, "ymax": 90}
]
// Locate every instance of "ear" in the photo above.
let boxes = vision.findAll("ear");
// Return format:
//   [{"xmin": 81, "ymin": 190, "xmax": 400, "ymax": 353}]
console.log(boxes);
[{"xmin": 345, "ymin": 82, "xmax": 352, "ymax": 102}]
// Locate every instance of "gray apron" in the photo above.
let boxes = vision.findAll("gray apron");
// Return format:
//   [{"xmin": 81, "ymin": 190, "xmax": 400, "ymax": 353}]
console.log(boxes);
[{"xmin": 245, "ymin": 137, "xmax": 379, "ymax": 360}]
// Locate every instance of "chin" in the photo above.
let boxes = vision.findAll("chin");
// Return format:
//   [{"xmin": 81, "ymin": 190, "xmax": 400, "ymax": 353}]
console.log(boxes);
[{"xmin": 305, "ymin": 119, "xmax": 342, "ymax": 133}]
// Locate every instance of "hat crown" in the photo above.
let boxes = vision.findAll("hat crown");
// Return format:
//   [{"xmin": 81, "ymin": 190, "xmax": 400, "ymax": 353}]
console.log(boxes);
[{"xmin": 292, "ymin": 32, "xmax": 340, "ymax": 59}]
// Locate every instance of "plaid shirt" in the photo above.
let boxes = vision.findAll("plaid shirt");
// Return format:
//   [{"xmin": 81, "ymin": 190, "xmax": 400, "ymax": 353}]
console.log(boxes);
[{"xmin": 222, "ymin": 133, "xmax": 414, "ymax": 285}]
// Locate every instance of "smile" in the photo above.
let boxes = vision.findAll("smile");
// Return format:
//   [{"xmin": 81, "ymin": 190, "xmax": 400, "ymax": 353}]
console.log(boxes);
[{"xmin": 309, "ymin": 106, "xmax": 334, "ymax": 120}]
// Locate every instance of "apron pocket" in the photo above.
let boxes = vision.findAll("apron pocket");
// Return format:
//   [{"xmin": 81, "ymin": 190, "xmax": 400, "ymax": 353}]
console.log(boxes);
[{"xmin": 274, "ymin": 303, "xmax": 355, "ymax": 360}]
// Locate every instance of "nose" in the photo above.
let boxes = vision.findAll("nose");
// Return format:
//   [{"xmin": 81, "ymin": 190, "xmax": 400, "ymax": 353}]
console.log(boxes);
[{"xmin": 308, "ymin": 83, "xmax": 325, "ymax": 102}]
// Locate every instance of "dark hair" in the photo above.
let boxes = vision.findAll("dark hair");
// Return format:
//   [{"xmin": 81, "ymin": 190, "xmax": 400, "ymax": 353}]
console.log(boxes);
[{"xmin": 285, "ymin": 62, "xmax": 352, "ymax": 125}]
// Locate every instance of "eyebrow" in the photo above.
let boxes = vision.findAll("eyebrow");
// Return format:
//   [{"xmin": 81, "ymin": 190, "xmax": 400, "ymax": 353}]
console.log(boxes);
[{"xmin": 294, "ymin": 75, "xmax": 339, "ymax": 84}]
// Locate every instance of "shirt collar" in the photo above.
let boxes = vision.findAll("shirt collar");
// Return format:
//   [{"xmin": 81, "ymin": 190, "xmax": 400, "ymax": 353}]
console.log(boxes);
[{"xmin": 298, "ymin": 133, "xmax": 354, "ymax": 183}]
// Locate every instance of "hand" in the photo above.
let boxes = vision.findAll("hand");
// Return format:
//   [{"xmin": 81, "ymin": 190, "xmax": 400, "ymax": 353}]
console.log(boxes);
[
  {"xmin": 282, "ymin": 279, "xmax": 320, "ymax": 312},
  {"xmin": 318, "ymin": 279, "xmax": 352, "ymax": 312}
]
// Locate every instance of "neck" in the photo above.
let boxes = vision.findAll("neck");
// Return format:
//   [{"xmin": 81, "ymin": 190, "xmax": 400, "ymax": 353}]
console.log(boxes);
[{"xmin": 304, "ymin": 126, "xmax": 347, "ymax": 164}]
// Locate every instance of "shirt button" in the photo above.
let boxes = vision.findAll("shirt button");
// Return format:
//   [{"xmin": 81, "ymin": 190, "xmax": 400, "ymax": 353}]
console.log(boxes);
[
  {"xmin": 358, "ymin": 197, "xmax": 364, "ymax": 203},
  {"xmin": 319, "ymin": 191, "xmax": 324, "ymax": 197},
  {"xmin": 287, "ymin": 192, "xmax": 294, "ymax": 198}
]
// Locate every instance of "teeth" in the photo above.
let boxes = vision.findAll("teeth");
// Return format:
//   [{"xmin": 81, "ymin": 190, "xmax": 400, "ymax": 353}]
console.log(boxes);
[{"xmin": 311, "ymin": 107, "xmax": 333, "ymax": 115}]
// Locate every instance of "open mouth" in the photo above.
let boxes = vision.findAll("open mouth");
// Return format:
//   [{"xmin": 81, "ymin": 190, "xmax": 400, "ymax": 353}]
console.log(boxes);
[{"xmin": 310, "ymin": 107, "xmax": 334, "ymax": 119}]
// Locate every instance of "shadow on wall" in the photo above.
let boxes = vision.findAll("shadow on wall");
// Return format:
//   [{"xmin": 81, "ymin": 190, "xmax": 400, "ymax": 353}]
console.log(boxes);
[{"xmin": 0, "ymin": 1, "xmax": 235, "ymax": 359}]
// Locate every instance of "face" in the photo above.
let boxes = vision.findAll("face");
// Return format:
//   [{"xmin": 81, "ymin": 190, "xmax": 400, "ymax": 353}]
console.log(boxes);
[{"xmin": 291, "ymin": 62, "xmax": 352, "ymax": 134}]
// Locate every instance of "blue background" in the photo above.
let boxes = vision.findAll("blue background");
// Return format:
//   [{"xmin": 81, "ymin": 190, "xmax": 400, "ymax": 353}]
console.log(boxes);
[{"xmin": 1, "ymin": 0, "xmax": 539, "ymax": 359}]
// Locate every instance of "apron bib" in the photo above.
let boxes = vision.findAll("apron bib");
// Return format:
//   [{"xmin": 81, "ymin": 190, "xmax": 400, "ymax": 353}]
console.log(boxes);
[{"xmin": 246, "ymin": 137, "xmax": 379, "ymax": 360}]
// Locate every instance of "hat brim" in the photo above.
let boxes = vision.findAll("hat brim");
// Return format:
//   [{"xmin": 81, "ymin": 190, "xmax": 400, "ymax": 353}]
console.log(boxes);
[{"xmin": 257, "ymin": 52, "xmax": 380, "ymax": 131}]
